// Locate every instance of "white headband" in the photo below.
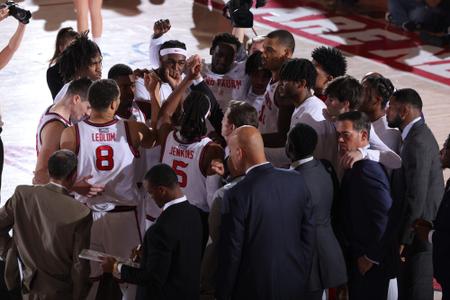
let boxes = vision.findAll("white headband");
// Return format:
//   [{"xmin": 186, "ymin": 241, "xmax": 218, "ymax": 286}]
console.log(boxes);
[{"xmin": 159, "ymin": 48, "xmax": 187, "ymax": 57}]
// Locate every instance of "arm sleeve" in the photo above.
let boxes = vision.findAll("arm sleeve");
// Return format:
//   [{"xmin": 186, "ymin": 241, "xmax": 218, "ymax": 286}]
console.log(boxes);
[
  {"xmin": 206, "ymin": 174, "xmax": 222, "ymax": 211},
  {"xmin": 121, "ymin": 225, "xmax": 172, "ymax": 298},
  {"xmin": 71, "ymin": 213, "xmax": 93, "ymax": 300},
  {"xmin": 0, "ymin": 195, "xmax": 15, "ymax": 258},
  {"xmin": 399, "ymin": 140, "xmax": 434, "ymax": 244},
  {"xmin": 367, "ymin": 126, "xmax": 402, "ymax": 169},
  {"xmin": 216, "ymin": 189, "xmax": 246, "ymax": 300},
  {"xmin": 361, "ymin": 165, "xmax": 393, "ymax": 262},
  {"xmin": 299, "ymin": 187, "xmax": 315, "ymax": 273},
  {"xmin": 149, "ymin": 34, "xmax": 167, "ymax": 69}
]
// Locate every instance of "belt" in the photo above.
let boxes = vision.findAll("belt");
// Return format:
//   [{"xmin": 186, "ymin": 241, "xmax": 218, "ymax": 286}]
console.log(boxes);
[{"xmin": 108, "ymin": 205, "xmax": 136, "ymax": 213}]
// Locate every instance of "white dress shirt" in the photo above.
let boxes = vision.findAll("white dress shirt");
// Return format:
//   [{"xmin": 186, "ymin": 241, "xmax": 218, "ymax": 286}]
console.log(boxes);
[{"xmin": 401, "ymin": 117, "xmax": 422, "ymax": 141}]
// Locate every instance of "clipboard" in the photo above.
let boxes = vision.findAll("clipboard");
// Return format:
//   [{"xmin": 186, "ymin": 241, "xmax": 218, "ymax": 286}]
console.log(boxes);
[{"xmin": 79, "ymin": 249, "xmax": 140, "ymax": 268}]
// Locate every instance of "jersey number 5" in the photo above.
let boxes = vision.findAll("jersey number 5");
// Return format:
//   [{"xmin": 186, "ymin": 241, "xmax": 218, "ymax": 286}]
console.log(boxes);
[
  {"xmin": 172, "ymin": 160, "xmax": 188, "ymax": 187},
  {"xmin": 96, "ymin": 145, "xmax": 114, "ymax": 171}
]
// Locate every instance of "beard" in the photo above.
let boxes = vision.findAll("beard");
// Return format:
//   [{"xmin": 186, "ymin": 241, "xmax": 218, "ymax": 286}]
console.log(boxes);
[{"xmin": 387, "ymin": 114, "xmax": 402, "ymax": 128}]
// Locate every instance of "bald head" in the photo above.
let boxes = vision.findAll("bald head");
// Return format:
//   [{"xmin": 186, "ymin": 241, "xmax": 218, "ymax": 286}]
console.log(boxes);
[{"xmin": 228, "ymin": 126, "xmax": 267, "ymax": 173}]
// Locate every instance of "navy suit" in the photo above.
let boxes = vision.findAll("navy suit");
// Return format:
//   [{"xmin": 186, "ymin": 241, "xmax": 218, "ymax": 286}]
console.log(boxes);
[
  {"xmin": 216, "ymin": 163, "xmax": 315, "ymax": 300},
  {"xmin": 341, "ymin": 159, "xmax": 398, "ymax": 300},
  {"xmin": 433, "ymin": 180, "xmax": 450, "ymax": 300}
]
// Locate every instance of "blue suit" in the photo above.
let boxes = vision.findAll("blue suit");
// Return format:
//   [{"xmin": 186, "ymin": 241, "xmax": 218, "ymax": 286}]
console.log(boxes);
[
  {"xmin": 216, "ymin": 163, "xmax": 315, "ymax": 300},
  {"xmin": 341, "ymin": 159, "xmax": 398, "ymax": 300}
]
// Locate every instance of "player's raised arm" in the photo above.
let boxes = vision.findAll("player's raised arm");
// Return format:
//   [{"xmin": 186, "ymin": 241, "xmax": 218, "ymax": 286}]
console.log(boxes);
[{"xmin": 127, "ymin": 120, "xmax": 157, "ymax": 149}]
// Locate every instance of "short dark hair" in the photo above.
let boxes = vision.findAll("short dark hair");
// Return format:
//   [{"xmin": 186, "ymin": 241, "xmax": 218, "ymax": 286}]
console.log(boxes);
[
  {"xmin": 391, "ymin": 88, "xmax": 423, "ymax": 110},
  {"xmin": 311, "ymin": 46, "xmax": 347, "ymax": 78},
  {"xmin": 279, "ymin": 59, "xmax": 317, "ymax": 90},
  {"xmin": 288, "ymin": 123, "xmax": 318, "ymax": 160},
  {"xmin": 66, "ymin": 77, "xmax": 93, "ymax": 100},
  {"xmin": 48, "ymin": 150, "xmax": 78, "ymax": 180},
  {"xmin": 145, "ymin": 164, "xmax": 179, "ymax": 188},
  {"xmin": 88, "ymin": 79, "xmax": 120, "ymax": 111},
  {"xmin": 337, "ymin": 111, "xmax": 371, "ymax": 137},
  {"xmin": 211, "ymin": 33, "xmax": 241, "ymax": 52},
  {"xmin": 325, "ymin": 75, "xmax": 362, "ymax": 110},
  {"xmin": 160, "ymin": 40, "xmax": 187, "ymax": 52},
  {"xmin": 108, "ymin": 64, "xmax": 133, "ymax": 80},
  {"xmin": 362, "ymin": 73, "xmax": 395, "ymax": 108},
  {"xmin": 245, "ymin": 51, "xmax": 270, "ymax": 77},
  {"xmin": 227, "ymin": 100, "xmax": 258, "ymax": 128},
  {"xmin": 59, "ymin": 32, "xmax": 102, "ymax": 82},
  {"xmin": 266, "ymin": 30, "xmax": 295, "ymax": 53}
]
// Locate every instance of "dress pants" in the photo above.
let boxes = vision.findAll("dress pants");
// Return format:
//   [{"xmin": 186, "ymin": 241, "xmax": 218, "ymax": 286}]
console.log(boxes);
[{"xmin": 398, "ymin": 247, "xmax": 433, "ymax": 300}]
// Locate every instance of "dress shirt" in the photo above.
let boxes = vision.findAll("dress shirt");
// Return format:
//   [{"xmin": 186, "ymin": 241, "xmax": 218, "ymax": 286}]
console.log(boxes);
[
  {"xmin": 289, "ymin": 156, "xmax": 314, "ymax": 170},
  {"xmin": 401, "ymin": 117, "xmax": 422, "ymax": 141},
  {"xmin": 245, "ymin": 162, "xmax": 271, "ymax": 175},
  {"xmin": 162, "ymin": 196, "xmax": 187, "ymax": 211},
  {"xmin": 48, "ymin": 181, "xmax": 68, "ymax": 192}
]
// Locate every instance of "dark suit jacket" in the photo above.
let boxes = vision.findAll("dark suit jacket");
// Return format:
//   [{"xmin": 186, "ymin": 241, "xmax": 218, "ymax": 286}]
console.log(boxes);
[
  {"xmin": 0, "ymin": 183, "xmax": 92, "ymax": 299},
  {"xmin": 295, "ymin": 159, "xmax": 347, "ymax": 291},
  {"xmin": 341, "ymin": 160, "xmax": 397, "ymax": 274},
  {"xmin": 391, "ymin": 120, "xmax": 444, "ymax": 251},
  {"xmin": 433, "ymin": 180, "xmax": 450, "ymax": 284},
  {"xmin": 121, "ymin": 200, "xmax": 203, "ymax": 300},
  {"xmin": 216, "ymin": 163, "xmax": 315, "ymax": 300}
]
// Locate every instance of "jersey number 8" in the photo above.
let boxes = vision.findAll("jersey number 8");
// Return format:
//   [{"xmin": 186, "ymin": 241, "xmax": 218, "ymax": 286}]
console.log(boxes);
[{"xmin": 96, "ymin": 145, "xmax": 114, "ymax": 171}]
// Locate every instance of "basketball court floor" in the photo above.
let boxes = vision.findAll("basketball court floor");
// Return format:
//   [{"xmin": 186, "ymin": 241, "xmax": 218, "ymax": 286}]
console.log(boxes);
[{"xmin": 0, "ymin": 0, "xmax": 448, "ymax": 296}]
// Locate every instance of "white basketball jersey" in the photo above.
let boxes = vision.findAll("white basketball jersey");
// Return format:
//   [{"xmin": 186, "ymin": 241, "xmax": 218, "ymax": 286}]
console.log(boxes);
[
  {"xmin": 36, "ymin": 105, "xmax": 71, "ymax": 155},
  {"xmin": 202, "ymin": 62, "xmax": 250, "ymax": 112},
  {"xmin": 162, "ymin": 130, "xmax": 212, "ymax": 212},
  {"xmin": 258, "ymin": 80, "xmax": 279, "ymax": 134},
  {"xmin": 75, "ymin": 118, "xmax": 140, "ymax": 211}
]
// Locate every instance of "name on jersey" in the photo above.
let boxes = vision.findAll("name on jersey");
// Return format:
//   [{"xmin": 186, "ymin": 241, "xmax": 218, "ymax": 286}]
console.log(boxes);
[
  {"xmin": 205, "ymin": 77, "xmax": 242, "ymax": 89},
  {"xmin": 91, "ymin": 132, "xmax": 117, "ymax": 142},
  {"xmin": 169, "ymin": 146, "xmax": 194, "ymax": 159}
]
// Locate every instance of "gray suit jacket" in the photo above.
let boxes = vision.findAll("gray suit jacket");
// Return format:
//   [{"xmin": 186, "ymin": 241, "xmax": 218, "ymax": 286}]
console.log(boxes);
[
  {"xmin": 295, "ymin": 159, "xmax": 347, "ymax": 291},
  {"xmin": 392, "ymin": 120, "xmax": 444, "ymax": 250},
  {"xmin": 0, "ymin": 183, "xmax": 92, "ymax": 299}
]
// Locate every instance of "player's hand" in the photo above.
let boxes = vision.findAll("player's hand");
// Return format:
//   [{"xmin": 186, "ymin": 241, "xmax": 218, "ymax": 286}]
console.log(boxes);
[
  {"xmin": 0, "ymin": 8, "xmax": 9, "ymax": 22},
  {"xmin": 357, "ymin": 256, "xmax": 373, "ymax": 275},
  {"xmin": 72, "ymin": 175, "xmax": 105, "ymax": 197},
  {"xmin": 210, "ymin": 159, "xmax": 225, "ymax": 177},
  {"xmin": 185, "ymin": 55, "xmax": 202, "ymax": 81},
  {"xmin": 413, "ymin": 219, "xmax": 433, "ymax": 242},
  {"xmin": 164, "ymin": 67, "xmax": 182, "ymax": 89},
  {"xmin": 399, "ymin": 244, "xmax": 406, "ymax": 262},
  {"xmin": 101, "ymin": 256, "xmax": 117, "ymax": 273},
  {"xmin": 144, "ymin": 71, "xmax": 161, "ymax": 94},
  {"xmin": 339, "ymin": 150, "xmax": 363, "ymax": 169},
  {"xmin": 153, "ymin": 19, "xmax": 171, "ymax": 39},
  {"xmin": 133, "ymin": 68, "xmax": 150, "ymax": 78}
]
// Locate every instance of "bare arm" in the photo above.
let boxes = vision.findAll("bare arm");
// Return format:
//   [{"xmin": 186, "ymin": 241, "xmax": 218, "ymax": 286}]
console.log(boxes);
[
  {"xmin": 0, "ymin": 21, "xmax": 26, "ymax": 70},
  {"xmin": 33, "ymin": 122, "xmax": 65, "ymax": 184},
  {"xmin": 127, "ymin": 120, "xmax": 157, "ymax": 149}
]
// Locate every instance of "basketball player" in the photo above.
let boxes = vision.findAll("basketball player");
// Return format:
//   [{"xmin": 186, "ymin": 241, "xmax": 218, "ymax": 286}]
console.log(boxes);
[
  {"xmin": 54, "ymin": 32, "xmax": 102, "ymax": 102},
  {"xmin": 34, "ymin": 78, "xmax": 92, "ymax": 184},
  {"xmin": 202, "ymin": 32, "xmax": 250, "ymax": 112},
  {"xmin": 259, "ymin": 30, "xmax": 295, "ymax": 167},
  {"xmin": 155, "ymin": 55, "xmax": 224, "ymax": 213},
  {"xmin": 60, "ymin": 79, "xmax": 156, "ymax": 300}
]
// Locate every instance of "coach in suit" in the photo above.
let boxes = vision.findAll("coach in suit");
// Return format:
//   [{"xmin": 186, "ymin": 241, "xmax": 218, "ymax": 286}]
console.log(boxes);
[
  {"xmin": 0, "ymin": 150, "xmax": 92, "ymax": 300},
  {"xmin": 286, "ymin": 123, "xmax": 347, "ymax": 299},
  {"xmin": 414, "ymin": 133, "xmax": 450, "ymax": 300},
  {"xmin": 102, "ymin": 164, "xmax": 204, "ymax": 300},
  {"xmin": 387, "ymin": 88, "xmax": 445, "ymax": 300},
  {"xmin": 216, "ymin": 126, "xmax": 314, "ymax": 300},
  {"xmin": 337, "ymin": 111, "xmax": 397, "ymax": 300}
]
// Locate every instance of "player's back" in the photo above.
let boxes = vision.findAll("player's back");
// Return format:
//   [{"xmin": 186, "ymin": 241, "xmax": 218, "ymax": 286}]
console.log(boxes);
[
  {"xmin": 36, "ymin": 106, "xmax": 71, "ymax": 155},
  {"xmin": 162, "ymin": 130, "xmax": 212, "ymax": 212},
  {"xmin": 75, "ymin": 118, "xmax": 140, "ymax": 211}
]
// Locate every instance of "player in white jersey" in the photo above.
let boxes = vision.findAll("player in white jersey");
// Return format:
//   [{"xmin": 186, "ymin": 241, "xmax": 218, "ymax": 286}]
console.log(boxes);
[
  {"xmin": 34, "ymin": 78, "xmax": 92, "ymax": 184},
  {"xmin": 244, "ymin": 51, "xmax": 272, "ymax": 114},
  {"xmin": 202, "ymin": 33, "xmax": 250, "ymax": 112},
  {"xmin": 60, "ymin": 79, "xmax": 156, "ymax": 300},
  {"xmin": 54, "ymin": 33, "xmax": 102, "ymax": 103},
  {"xmin": 258, "ymin": 30, "xmax": 295, "ymax": 167}
]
